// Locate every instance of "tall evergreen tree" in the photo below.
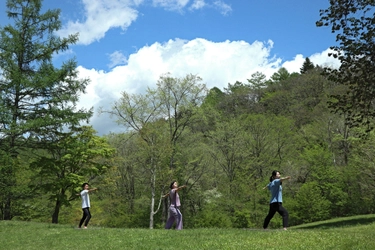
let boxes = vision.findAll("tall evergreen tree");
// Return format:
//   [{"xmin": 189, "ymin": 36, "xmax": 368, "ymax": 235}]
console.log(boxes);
[
  {"xmin": 0, "ymin": 0, "xmax": 92, "ymax": 220},
  {"xmin": 300, "ymin": 57, "xmax": 315, "ymax": 74}
]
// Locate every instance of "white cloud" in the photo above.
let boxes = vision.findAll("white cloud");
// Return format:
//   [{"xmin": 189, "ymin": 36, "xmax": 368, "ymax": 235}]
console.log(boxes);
[
  {"xmin": 190, "ymin": 0, "xmax": 206, "ymax": 10},
  {"xmin": 56, "ymin": 0, "xmax": 231, "ymax": 46},
  {"xmin": 76, "ymin": 38, "xmax": 283, "ymax": 134},
  {"xmin": 213, "ymin": 0, "xmax": 232, "ymax": 15},
  {"xmin": 76, "ymin": 39, "xmax": 338, "ymax": 135},
  {"xmin": 107, "ymin": 51, "xmax": 128, "ymax": 68},
  {"xmin": 309, "ymin": 48, "xmax": 341, "ymax": 69},
  {"xmin": 57, "ymin": 0, "xmax": 139, "ymax": 45},
  {"xmin": 188, "ymin": 0, "xmax": 231, "ymax": 14},
  {"xmin": 152, "ymin": 0, "xmax": 190, "ymax": 11},
  {"xmin": 282, "ymin": 48, "xmax": 340, "ymax": 74}
]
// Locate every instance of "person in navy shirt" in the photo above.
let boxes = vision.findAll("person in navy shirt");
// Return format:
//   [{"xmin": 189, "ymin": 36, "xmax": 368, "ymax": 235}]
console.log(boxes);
[{"xmin": 263, "ymin": 170, "xmax": 291, "ymax": 230}]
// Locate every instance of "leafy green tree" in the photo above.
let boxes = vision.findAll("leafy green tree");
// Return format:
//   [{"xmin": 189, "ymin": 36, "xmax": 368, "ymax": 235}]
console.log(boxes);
[
  {"xmin": 247, "ymin": 71, "xmax": 267, "ymax": 103},
  {"xmin": 105, "ymin": 87, "xmax": 171, "ymax": 229},
  {"xmin": 218, "ymin": 81, "xmax": 256, "ymax": 116},
  {"xmin": 156, "ymin": 73, "xmax": 207, "ymax": 168},
  {"xmin": 201, "ymin": 87, "xmax": 224, "ymax": 109},
  {"xmin": 269, "ymin": 67, "xmax": 293, "ymax": 84},
  {"xmin": 317, "ymin": 0, "xmax": 375, "ymax": 130},
  {"xmin": 105, "ymin": 73, "xmax": 207, "ymax": 228},
  {"xmin": 30, "ymin": 126, "xmax": 115, "ymax": 223},
  {"xmin": 0, "ymin": 0, "xmax": 91, "ymax": 220},
  {"xmin": 345, "ymin": 130, "xmax": 375, "ymax": 214},
  {"xmin": 291, "ymin": 181, "xmax": 331, "ymax": 223},
  {"xmin": 207, "ymin": 116, "xmax": 248, "ymax": 194}
]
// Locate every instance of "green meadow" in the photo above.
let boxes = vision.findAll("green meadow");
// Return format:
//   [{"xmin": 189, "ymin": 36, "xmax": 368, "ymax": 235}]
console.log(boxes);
[{"xmin": 1, "ymin": 214, "xmax": 375, "ymax": 250}]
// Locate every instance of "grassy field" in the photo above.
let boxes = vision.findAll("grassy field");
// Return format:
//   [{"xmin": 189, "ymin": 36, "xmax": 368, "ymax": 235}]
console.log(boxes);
[{"xmin": 1, "ymin": 214, "xmax": 375, "ymax": 250}]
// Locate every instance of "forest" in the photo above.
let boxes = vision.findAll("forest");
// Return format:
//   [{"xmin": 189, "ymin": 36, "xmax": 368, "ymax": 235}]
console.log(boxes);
[{"xmin": 1, "ymin": 0, "xmax": 374, "ymax": 229}]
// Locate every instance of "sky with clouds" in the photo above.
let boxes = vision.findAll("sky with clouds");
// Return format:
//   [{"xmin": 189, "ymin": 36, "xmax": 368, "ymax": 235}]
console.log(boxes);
[{"xmin": 0, "ymin": 0, "xmax": 340, "ymax": 135}]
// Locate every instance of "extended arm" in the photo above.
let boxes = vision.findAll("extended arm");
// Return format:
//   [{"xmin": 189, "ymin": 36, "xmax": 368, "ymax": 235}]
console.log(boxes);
[
  {"xmin": 280, "ymin": 176, "xmax": 291, "ymax": 182},
  {"xmin": 162, "ymin": 192, "xmax": 170, "ymax": 198},
  {"xmin": 176, "ymin": 185, "xmax": 187, "ymax": 192},
  {"xmin": 88, "ymin": 188, "xmax": 98, "ymax": 193}
]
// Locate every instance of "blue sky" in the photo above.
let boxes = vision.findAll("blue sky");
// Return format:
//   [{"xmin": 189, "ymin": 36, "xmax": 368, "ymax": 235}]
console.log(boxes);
[{"xmin": 0, "ymin": 0, "xmax": 339, "ymax": 135}]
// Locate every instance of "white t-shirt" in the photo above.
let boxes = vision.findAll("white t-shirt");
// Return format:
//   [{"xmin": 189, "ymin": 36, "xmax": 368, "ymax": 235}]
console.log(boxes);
[{"xmin": 80, "ymin": 190, "xmax": 90, "ymax": 208}]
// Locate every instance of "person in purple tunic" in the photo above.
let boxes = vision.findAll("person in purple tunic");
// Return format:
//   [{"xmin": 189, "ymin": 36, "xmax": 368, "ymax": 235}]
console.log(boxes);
[{"xmin": 164, "ymin": 181, "xmax": 187, "ymax": 230}]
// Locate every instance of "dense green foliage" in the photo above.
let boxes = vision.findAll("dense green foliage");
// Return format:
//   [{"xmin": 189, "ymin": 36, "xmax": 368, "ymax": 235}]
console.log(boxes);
[
  {"xmin": 317, "ymin": 0, "xmax": 375, "ymax": 130},
  {"xmin": 0, "ymin": 0, "xmax": 109, "ymax": 222},
  {"xmin": 1, "ymin": 0, "xmax": 375, "ymax": 230}
]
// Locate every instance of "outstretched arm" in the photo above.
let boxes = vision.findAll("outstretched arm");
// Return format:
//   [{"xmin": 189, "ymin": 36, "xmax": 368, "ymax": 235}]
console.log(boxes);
[
  {"xmin": 176, "ymin": 185, "xmax": 187, "ymax": 192},
  {"xmin": 88, "ymin": 188, "xmax": 98, "ymax": 193},
  {"xmin": 280, "ymin": 176, "xmax": 291, "ymax": 182},
  {"xmin": 162, "ymin": 192, "xmax": 170, "ymax": 198}
]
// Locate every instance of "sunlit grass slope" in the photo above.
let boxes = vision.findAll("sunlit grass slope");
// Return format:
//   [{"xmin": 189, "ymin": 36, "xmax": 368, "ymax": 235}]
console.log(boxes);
[{"xmin": 1, "ymin": 214, "xmax": 375, "ymax": 250}]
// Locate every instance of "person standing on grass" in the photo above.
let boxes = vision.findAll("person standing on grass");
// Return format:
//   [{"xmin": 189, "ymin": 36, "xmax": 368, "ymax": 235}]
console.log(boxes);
[
  {"xmin": 164, "ymin": 181, "xmax": 186, "ymax": 230},
  {"xmin": 263, "ymin": 170, "xmax": 291, "ymax": 230},
  {"xmin": 78, "ymin": 183, "xmax": 98, "ymax": 229}
]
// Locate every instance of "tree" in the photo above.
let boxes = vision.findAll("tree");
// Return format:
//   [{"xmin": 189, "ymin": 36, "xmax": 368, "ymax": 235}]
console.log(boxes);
[
  {"xmin": 269, "ymin": 67, "xmax": 292, "ymax": 83},
  {"xmin": 30, "ymin": 126, "xmax": 115, "ymax": 224},
  {"xmin": 105, "ymin": 87, "xmax": 171, "ymax": 229},
  {"xmin": 105, "ymin": 73, "xmax": 207, "ymax": 229},
  {"xmin": 317, "ymin": 0, "xmax": 375, "ymax": 131},
  {"xmin": 0, "ymin": 0, "xmax": 92, "ymax": 220},
  {"xmin": 156, "ymin": 73, "xmax": 207, "ymax": 169},
  {"xmin": 201, "ymin": 87, "xmax": 224, "ymax": 109},
  {"xmin": 247, "ymin": 71, "xmax": 267, "ymax": 103},
  {"xmin": 300, "ymin": 57, "xmax": 315, "ymax": 74}
]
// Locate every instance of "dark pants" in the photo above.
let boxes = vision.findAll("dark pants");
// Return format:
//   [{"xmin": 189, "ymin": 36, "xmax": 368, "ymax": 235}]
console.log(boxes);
[
  {"xmin": 263, "ymin": 202, "xmax": 289, "ymax": 229},
  {"xmin": 79, "ymin": 207, "xmax": 91, "ymax": 228}
]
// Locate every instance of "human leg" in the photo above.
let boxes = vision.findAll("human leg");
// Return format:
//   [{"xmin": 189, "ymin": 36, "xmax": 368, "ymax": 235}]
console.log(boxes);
[
  {"xmin": 83, "ymin": 208, "xmax": 92, "ymax": 227},
  {"xmin": 79, "ymin": 208, "xmax": 89, "ymax": 228},
  {"xmin": 174, "ymin": 208, "xmax": 183, "ymax": 230},
  {"xmin": 165, "ymin": 207, "xmax": 178, "ymax": 229},
  {"xmin": 277, "ymin": 204, "xmax": 289, "ymax": 229},
  {"xmin": 263, "ymin": 203, "xmax": 278, "ymax": 229}
]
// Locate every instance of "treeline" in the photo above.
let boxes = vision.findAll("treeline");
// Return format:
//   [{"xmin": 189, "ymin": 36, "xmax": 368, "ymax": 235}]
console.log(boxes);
[
  {"xmin": 1, "ymin": 0, "xmax": 375, "ymax": 229},
  {"xmin": 85, "ymin": 66, "xmax": 374, "ymax": 229}
]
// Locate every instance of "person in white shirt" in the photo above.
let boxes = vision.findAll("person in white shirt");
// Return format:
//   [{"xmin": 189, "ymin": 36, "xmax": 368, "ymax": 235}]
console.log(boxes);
[{"xmin": 78, "ymin": 183, "xmax": 98, "ymax": 229}]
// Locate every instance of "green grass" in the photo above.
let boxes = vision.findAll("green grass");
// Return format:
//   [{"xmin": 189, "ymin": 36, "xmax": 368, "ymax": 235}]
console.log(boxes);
[{"xmin": 1, "ymin": 215, "xmax": 375, "ymax": 250}]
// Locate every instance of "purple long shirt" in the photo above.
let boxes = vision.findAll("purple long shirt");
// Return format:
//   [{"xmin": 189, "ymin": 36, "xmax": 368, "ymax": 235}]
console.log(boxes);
[{"xmin": 169, "ymin": 189, "xmax": 181, "ymax": 207}]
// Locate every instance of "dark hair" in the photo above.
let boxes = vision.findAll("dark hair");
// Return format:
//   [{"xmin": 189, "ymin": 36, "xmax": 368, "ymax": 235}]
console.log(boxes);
[
  {"xmin": 269, "ymin": 170, "xmax": 279, "ymax": 182},
  {"xmin": 82, "ymin": 183, "xmax": 89, "ymax": 189},
  {"xmin": 170, "ymin": 181, "xmax": 176, "ymax": 189}
]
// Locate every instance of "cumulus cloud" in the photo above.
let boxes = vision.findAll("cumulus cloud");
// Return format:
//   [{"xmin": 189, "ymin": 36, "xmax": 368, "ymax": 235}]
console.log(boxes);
[
  {"xmin": 282, "ymin": 48, "xmax": 340, "ymax": 74},
  {"xmin": 213, "ymin": 0, "xmax": 232, "ymax": 15},
  {"xmin": 75, "ymin": 38, "xmax": 339, "ymax": 135},
  {"xmin": 188, "ymin": 0, "xmax": 231, "ymax": 14},
  {"xmin": 107, "ymin": 51, "xmax": 128, "ymax": 68},
  {"xmin": 56, "ymin": 0, "xmax": 232, "ymax": 45},
  {"xmin": 152, "ymin": 0, "xmax": 190, "ymax": 11},
  {"xmin": 190, "ymin": 0, "xmax": 206, "ymax": 10},
  {"xmin": 76, "ymin": 38, "xmax": 280, "ymax": 134},
  {"xmin": 57, "ymin": 0, "xmax": 139, "ymax": 45}
]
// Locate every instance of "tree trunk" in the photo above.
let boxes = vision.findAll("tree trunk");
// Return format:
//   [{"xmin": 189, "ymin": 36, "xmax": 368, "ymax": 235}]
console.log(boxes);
[
  {"xmin": 52, "ymin": 199, "xmax": 61, "ymax": 224},
  {"xmin": 149, "ymin": 167, "xmax": 156, "ymax": 229},
  {"xmin": 3, "ymin": 197, "xmax": 12, "ymax": 220}
]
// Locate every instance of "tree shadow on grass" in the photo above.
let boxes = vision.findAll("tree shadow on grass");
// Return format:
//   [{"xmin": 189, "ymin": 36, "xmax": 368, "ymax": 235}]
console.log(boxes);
[{"xmin": 295, "ymin": 216, "xmax": 375, "ymax": 229}]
